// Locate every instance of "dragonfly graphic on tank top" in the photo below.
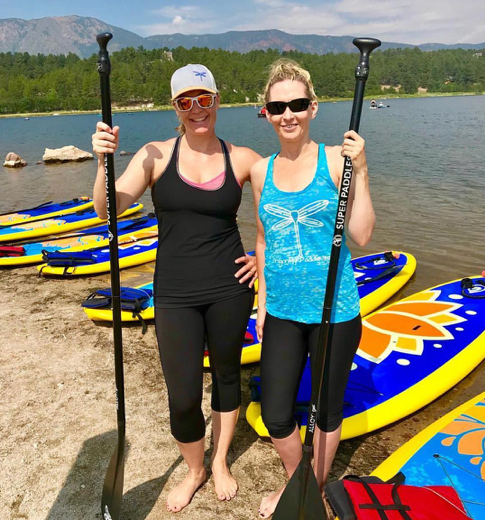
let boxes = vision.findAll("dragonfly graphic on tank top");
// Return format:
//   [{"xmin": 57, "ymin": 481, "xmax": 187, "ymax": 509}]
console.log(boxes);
[{"xmin": 263, "ymin": 200, "xmax": 329, "ymax": 261}]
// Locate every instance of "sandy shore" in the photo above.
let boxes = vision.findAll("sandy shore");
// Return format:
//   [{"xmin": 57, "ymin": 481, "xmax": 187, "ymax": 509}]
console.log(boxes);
[{"xmin": 1, "ymin": 262, "xmax": 483, "ymax": 520}]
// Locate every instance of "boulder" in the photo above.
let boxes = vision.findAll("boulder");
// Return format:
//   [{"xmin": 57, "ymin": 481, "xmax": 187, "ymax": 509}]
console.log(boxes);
[
  {"xmin": 120, "ymin": 151, "xmax": 134, "ymax": 156},
  {"xmin": 43, "ymin": 145, "xmax": 94, "ymax": 163},
  {"xmin": 4, "ymin": 152, "xmax": 27, "ymax": 168}
]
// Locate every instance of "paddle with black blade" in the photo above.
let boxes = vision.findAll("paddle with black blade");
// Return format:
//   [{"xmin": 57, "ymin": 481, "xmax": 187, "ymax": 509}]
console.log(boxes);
[
  {"xmin": 272, "ymin": 37, "xmax": 381, "ymax": 520},
  {"xmin": 97, "ymin": 32, "xmax": 126, "ymax": 520}
]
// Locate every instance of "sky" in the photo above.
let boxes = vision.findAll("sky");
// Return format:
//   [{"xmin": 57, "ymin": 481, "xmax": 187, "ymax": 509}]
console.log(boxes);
[{"xmin": 2, "ymin": 0, "xmax": 485, "ymax": 45}]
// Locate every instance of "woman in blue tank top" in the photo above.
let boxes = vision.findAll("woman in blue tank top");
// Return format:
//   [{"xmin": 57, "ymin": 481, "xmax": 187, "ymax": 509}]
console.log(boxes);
[{"xmin": 251, "ymin": 59, "xmax": 376, "ymax": 518}]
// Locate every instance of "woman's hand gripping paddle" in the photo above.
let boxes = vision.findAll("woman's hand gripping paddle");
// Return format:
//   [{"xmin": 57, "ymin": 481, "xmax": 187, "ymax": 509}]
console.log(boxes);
[
  {"xmin": 97, "ymin": 32, "xmax": 126, "ymax": 520},
  {"xmin": 272, "ymin": 37, "xmax": 381, "ymax": 520}
]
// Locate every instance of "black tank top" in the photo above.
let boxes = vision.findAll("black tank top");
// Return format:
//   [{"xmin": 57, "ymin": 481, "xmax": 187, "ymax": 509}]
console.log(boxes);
[{"xmin": 151, "ymin": 136, "xmax": 250, "ymax": 307}]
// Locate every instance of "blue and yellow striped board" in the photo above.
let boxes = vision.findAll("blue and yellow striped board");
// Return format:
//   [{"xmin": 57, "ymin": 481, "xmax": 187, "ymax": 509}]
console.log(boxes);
[
  {"xmin": 0, "ymin": 203, "xmax": 143, "ymax": 243},
  {"xmin": 0, "ymin": 215, "xmax": 157, "ymax": 267},
  {"xmin": 0, "ymin": 197, "xmax": 93, "ymax": 226},
  {"xmin": 83, "ymin": 251, "xmax": 416, "ymax": 369},
  {"xmin": 38, "ymin": 235, "xmax": 158, "ymax": 276}
]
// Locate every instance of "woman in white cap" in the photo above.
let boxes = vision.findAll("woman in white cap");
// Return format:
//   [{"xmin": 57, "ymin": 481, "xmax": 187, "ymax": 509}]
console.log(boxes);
[{"xmin": 92, "ymin": 64, "xmax": 261, "ymax": 512}]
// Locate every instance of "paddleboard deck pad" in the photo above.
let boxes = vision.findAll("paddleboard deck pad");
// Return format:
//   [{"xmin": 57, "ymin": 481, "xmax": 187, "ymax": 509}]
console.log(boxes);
[
  {"xmin": 247, "ymin": 275, "xmax": 485, "ymax": 440},
  {"xmin": 372, "ymin": 391, "xmax": 485, "ymax": 520}
]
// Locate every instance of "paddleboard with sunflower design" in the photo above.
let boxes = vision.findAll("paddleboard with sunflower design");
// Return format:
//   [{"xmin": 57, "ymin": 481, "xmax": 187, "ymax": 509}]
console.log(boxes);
[
  {"xmin": 247, "ymin": 276, "xmax": 485, "ymax": 440},
  {"xmin": 372, "ymin": 391, "xmax": 485, "ymax": 519}
]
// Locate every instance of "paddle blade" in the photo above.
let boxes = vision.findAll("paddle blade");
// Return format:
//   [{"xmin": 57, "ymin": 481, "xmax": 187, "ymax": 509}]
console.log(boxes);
[
  {"xmin": 273, "ymin": 462, "xmax": 327, "ymax": 520},
  {"xmin": 101, "ymin": 440, "xmax": 125, "ymax": 520}
]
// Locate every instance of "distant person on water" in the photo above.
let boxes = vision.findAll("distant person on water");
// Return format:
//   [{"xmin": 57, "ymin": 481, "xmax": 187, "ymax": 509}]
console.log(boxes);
[
  {"xmin": 92, "ymin": 63, "xmax": 261, "ymax": 512},
  {"xmin": 250, "ymin": 59, "xmax": 375, "ymax": 518}
]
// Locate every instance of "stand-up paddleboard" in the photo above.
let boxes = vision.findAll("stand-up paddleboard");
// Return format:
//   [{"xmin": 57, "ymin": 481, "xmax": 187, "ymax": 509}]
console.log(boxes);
[
  {"xmin": 84, "ymin": 281, "xmax": 155, "ymax": 322},
  {"xmin": 372, "ymin": 392, "xmax": 485, "ymax": 520},
  {"xmin": 38, "ymin": 235, "xmax": 158, "ymax": 276},
  {"xmin": 0, "ymin": 197, "xmax": 93, "ymax": 226},
  {"xmin": 83, "ymin": 251, "xmax": 416, "ymax": 367},
  {"xmin": 0, "ymin": 215, "xmax": 157, "ymax": 267},
  {"xmin": 0, "ymin": 203, "xmax": 143, "ymax": 243},
  {"xmin": 247, "ymin": 275, "xmax": 485, "ymax": 440}
]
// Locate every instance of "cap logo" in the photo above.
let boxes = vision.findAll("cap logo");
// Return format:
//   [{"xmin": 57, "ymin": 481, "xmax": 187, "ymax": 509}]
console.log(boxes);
[{"xmin": 194, "ymin": 71, "xmax": 207, "ymax": 81}]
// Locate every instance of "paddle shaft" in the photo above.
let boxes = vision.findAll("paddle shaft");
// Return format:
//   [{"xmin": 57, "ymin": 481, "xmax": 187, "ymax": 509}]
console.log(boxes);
[
  {"xmin": 303, "ymin": 38, "xmax": 380, "ymax": 451},
  {"xmin": 97, "ymin": 32, "xmax": 126, "ymax": 520}
]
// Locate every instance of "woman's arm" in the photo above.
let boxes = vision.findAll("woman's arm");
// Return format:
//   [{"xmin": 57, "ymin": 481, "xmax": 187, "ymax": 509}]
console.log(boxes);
[
  {"xmin": 251, "ymin": 158, "xmax": 269, "ymax": 341},
  {"xmin": 327, "ymin": 131, "xmax": 375, "ymax": 246},
  {"xmin": 92, "ymin": 122, "xmax": 156, "ymax": 218}
]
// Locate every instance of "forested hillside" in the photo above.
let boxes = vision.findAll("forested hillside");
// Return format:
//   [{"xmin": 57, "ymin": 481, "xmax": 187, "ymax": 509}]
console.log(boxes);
[{"xmin": 0, "ymin": 46, "xmax": 483, "ymax": 114}]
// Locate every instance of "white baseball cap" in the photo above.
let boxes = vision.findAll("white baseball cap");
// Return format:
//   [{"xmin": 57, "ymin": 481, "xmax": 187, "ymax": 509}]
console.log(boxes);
[{"xmin": 171, "ymin": 64, "xmax": 218, "ymax": 100}]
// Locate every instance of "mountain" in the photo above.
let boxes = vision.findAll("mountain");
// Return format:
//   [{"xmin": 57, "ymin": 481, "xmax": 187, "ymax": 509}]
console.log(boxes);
[
  {"xmin": 146, "ymin": 30, "xmax": 419, "ymax": 54},
  {"xmin": 0, "ymin": 16, "xmax": 483, "ymax": 58},
  {"xmin": 0, "ymin": 16, "xmax": 146, "ymax": 57}
]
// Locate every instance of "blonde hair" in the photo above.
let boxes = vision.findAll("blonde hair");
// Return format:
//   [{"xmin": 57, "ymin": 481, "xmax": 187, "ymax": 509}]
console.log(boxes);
[
  {"xmin": 264, "ymin": 59, "xmax": 317, "ymax": 104},
  {"xmin": 176, "ymin": 121, "xmax": 186, "ymax": 136}
]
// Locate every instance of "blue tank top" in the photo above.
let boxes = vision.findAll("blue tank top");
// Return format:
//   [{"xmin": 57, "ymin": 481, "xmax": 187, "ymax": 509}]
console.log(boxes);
[{"xmin": 259, "ymin": 143, "xmax": 360, "ymax": 324}]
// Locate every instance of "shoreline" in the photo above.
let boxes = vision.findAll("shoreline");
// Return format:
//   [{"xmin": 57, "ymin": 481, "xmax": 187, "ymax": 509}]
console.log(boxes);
[{"xmin": 1, "ymin": 91, "xmax": 483, "ymax": 119}]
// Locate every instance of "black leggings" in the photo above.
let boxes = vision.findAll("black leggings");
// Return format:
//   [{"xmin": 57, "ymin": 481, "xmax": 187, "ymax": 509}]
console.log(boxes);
[
  {"xmin": 155, "ymin": 290, "xmax": 254, "ymax": 443},
  {"xmin": 260, "ymin": 313, "xmax": 362, "ymax": 439}
]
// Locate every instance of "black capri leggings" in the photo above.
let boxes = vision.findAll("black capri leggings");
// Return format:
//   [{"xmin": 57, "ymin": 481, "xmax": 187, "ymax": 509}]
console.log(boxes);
[
  {"xmin": 155, "ymin": 290, "xmax": 254, "ymax": 443},
  {"xmin": 260, "ymin": 312, "xmax": 362, "ymax": 439}
]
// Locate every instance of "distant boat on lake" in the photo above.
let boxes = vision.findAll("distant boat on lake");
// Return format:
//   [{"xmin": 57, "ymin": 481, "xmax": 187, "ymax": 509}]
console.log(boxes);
[{"xmin": 257, "ymin": 106, "xmax": 267, "ymax": 118}]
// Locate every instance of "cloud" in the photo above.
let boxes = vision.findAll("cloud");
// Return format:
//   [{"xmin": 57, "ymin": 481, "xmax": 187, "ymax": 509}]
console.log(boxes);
[
  {"xmin": 234, "ymin": 1, "xmax": 345, "ymax": 35},
  {"xmin": 136, "ymin": 0, "xmax": 485, "ymax": 44},
  {"xmin": 137, "ymin": 4, "xmax": 217, "ymax": 35},
  {"xmin": 234, "ymin": 0, "xmax": 485, "ymax": 44},
  {"xmin": 151, "ymin": 5, "xmax": 199, "ymax": 17}
]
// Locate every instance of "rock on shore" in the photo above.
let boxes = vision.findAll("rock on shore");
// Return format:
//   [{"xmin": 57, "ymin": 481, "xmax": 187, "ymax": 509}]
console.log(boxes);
[
  {"xmin": 4, "ymin": 152, "xmax": 27, "ymax": 168},
  {"xmin": 43, "ymin": 145, "xmax": 93, "ymax": 163}
]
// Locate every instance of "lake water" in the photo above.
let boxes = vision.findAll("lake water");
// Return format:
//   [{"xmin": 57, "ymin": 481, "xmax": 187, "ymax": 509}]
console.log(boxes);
[{"xmin": 1, "ymin": 95, "xmax": 485, "ymax": 296}]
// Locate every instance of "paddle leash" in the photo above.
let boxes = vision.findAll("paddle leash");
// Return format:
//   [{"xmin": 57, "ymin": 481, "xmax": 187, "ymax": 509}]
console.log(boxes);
[
  {"xmin": 97, "ymin": 32, "xmax": 126, "ymax": 520},
  {"xmin": 272, "ymin": 37, "xmax": 381, "ymax": 520}
]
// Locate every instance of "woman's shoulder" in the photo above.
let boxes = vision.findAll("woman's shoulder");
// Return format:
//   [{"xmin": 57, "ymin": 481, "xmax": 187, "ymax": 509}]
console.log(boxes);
[
  {"xmin": 224, "ymin": 141, "xmax": 261, "ymax": 163},
  {"xmin": 250, "ymin": 156, "xmax": 272, "ymax": 190},
  {"xmin": 140, "ymin": 137, "xmax": 178, "ymax": 157},
  {"xmin": 323, "ymin": 144, "xmax": 343, "ymax": 167},
  {"xmin": 323, "ymin": 144, "xmax": 344, "ymax": 184}
]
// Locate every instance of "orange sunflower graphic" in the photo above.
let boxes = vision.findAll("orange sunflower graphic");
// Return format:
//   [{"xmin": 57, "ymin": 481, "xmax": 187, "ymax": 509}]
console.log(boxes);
[
  {"xmin": 358, "ymin": 290, "xmax": 466, "ymax": 363},
  {"xmin": 440, "ymin": 400, "xmax": 485, "ymax": 480}
]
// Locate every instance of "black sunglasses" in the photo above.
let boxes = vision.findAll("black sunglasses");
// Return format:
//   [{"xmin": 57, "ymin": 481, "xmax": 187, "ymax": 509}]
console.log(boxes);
[{"xmin": 265, "ymin": 98, "xmax": 311, "ymax": 115}]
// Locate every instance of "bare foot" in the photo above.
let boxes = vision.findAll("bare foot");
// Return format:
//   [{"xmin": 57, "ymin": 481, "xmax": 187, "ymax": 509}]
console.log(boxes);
[
  {"xmin": 166, "ymin": 468, "xmax": 206, "ymax": 513},
  {"xmin": 212, "ymin": 459, "xmax": 238, "ymax": 500},
  {"xmin": 258, "ymin": 486, "xmax": 285, "ymax": 519}
]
